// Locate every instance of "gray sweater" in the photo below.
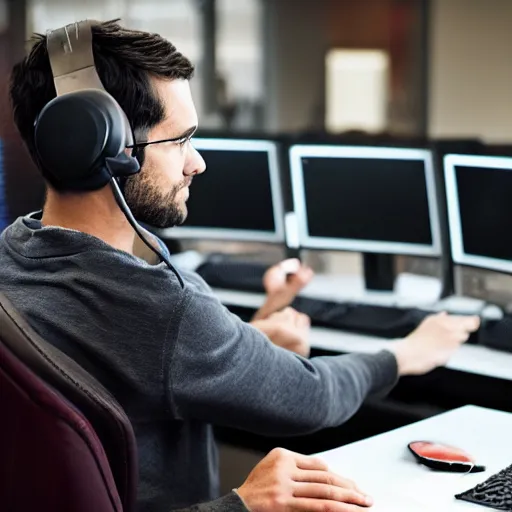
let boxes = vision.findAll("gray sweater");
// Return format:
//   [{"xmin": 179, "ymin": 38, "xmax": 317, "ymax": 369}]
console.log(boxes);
[{"xmin": 0, "ymin": 215, "xmax": 398, "ymax": 512}]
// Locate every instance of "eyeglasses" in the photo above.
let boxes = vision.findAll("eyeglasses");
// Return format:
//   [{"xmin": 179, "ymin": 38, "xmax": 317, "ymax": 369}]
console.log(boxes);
[{"xmin": 126, "ymin": 135, "xmax": 191, "ymax": 150}]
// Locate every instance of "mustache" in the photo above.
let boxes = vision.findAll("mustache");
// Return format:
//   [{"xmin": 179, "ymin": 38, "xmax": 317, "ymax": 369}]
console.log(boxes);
[
  {"xmin": 166, "ymin": 176, "xmax": 193, "ymax": 200},
  {"xmin": 180, "ymin": 176, "xmax": 193, "ymax": 190}
]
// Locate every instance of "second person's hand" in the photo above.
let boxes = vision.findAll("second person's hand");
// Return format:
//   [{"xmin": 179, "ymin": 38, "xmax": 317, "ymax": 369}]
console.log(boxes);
[
  {"xmin": 251, "ymin": 307, "xmax": 311, "ymax": 357},
  {"xmin": 253, "ymin": 259, "xmax": 314, "ymax": 321}
]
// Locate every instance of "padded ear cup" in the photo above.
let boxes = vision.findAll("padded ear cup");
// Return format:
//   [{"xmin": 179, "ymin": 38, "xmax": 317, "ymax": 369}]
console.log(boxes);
[{"xmin": 34, "ymin": 89, "xmax": 139, "ymax": 191}]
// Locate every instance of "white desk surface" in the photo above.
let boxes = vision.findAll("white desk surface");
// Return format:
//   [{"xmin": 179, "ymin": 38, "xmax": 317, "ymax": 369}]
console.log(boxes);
[
  {"xmin": 291, "ymin": 272, "xmax": 443, "ymax": 308},
  {"xmin": 316, "ymin": 405, "xmax": 512, "ymax": 511},
  {"xmin": 214, "ymin": 284, "xmax": 512, "ymax": 382}
]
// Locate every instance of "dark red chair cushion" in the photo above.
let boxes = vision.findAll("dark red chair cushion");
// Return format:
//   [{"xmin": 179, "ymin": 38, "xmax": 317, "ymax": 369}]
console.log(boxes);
[{"xmin": 0, "ymin": 340, "xmax": 122, "ymax": 512}]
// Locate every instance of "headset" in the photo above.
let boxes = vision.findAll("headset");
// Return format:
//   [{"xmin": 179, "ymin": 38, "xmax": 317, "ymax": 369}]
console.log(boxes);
[{"xmin": 33, "ymin": 20, "xmax": 184, "ymax": 286}]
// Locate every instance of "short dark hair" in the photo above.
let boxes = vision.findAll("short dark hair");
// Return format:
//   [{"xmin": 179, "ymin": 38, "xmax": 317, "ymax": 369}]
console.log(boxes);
[{"xmin": 10, "ymin": 19, "xmax": 194, "ymax": 175}]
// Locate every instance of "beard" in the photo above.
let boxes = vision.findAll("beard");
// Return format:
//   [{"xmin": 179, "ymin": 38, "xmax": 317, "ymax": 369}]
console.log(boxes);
[{"xmin": 123, "ymin": 168, "xmax": 191, "ymax": 229}]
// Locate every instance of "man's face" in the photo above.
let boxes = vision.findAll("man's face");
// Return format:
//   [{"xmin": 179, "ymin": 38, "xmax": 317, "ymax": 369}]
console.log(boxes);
[{"xmin": 123, "ymin": 79, "xmax": 206, "ymax": 228}]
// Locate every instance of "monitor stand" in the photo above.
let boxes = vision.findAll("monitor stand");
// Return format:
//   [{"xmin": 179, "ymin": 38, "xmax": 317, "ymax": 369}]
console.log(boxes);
[{"xmin": 363, "ymin": 253, "xmax": 396, "ymax": 292}]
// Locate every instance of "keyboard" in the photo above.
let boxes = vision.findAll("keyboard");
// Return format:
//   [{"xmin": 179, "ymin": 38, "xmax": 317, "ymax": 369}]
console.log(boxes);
[
  {"xmin": 226, "ymin": 299, "xmax": 455, "ymax": 341},
  {"xmin": 456, "ymin": 463, "xmax": 512, "ymax": 510},
  {"xmin": 480, "ymin": 315, "xmax": 512, "ymax": 353},
  {"xmin": 291, "ymin": 297, "xmax": 432, "ymax": 339},
  {"xmin": 196, "ymin": 258, "xmax": 267, "ymax": 293}
]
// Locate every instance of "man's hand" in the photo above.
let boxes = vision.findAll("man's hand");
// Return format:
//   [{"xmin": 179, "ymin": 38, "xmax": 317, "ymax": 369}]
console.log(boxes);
[
  {"xmin": 263, "ymin": 258, "xmax": 314, "ymax": 297},
  {"xmin": 388, "ymin": 312, "xmax": 480, "ymax": 376},
  {"xmin": 237, "ymin": 448, "xmax": 373, "ymax": 512},
  {"xmin": 251, "ymin": 307, "xmax": 311, "ymax": 357},
  {"xmin": 253, "ymin": 259, "xmax": 314, "ymax": 321}
]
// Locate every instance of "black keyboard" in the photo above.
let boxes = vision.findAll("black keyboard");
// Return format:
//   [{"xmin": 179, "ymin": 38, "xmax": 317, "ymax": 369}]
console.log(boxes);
[
  {"xmin": 456, "ymin": 463, "xmax": 512, "ymax": 510},
  {"xmin": 291, "ymin": 297, "xmax": 432, "ymax": 339},
  {"xmin": 196, "ymin": 259, "xmax": 267, "ymax": 293},
  {"xmin": 226, "ymin": 299, "xmax": 436, "ymax": 340},
  {"xmin": 480, "ymin": 316, "xmax": 512, "ymax": 353}
]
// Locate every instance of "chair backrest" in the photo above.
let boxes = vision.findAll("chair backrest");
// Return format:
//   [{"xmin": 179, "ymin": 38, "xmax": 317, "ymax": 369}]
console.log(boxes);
[
  {"xmin": 1, "ymin": 333, "xmax": 123, "ymax": 511},
  {"xmin": 0, "ymin": 293, "xmax": 138, "ymax": 512}
]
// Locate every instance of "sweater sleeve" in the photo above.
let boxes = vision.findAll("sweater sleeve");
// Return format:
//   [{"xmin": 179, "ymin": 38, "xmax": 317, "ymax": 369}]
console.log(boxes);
[
  {"xmin": 173, "ymin": 492, "xmax": 248, "ymax": 512},
  {"xmin": 167, "ymin": 280, "xmax": 398, "ymax": 436}
]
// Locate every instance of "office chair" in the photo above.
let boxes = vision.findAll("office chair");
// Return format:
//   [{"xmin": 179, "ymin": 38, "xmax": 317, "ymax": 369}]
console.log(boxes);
[{"xmin": 0, "ymin": 293, "xmax": 138, "ymax": 512}]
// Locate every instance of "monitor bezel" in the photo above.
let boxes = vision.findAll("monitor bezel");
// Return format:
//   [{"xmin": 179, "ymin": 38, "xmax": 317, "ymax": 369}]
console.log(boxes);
[
  {"xmin": 444, "ymin": 153, "xmax": 512, "ymax": 274},
  {"xmin": 289, "ymin": 144, "xmax": 442, "ymax": 256},
  {"xmin": 159, "ymin": 138, "xmax": 286, "ymax": 243}
]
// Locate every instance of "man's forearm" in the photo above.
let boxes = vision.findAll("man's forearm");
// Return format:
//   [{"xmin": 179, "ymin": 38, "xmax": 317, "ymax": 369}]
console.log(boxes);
[
  {"xmin": 174, "ymin": 492, "xmax": 248, "ymax": 512},
  {"xmin": 252, "ymin": 291, "xmax": 293, "ymax": 321},
  {"xmin": 252, "ymin": 300, "xmax": 276, "ymax": 321}
]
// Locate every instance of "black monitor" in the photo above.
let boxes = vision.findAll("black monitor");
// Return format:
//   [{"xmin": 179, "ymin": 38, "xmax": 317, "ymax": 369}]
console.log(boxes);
[
  {"xmin": 289, "ymin": 145, "xmax": 441, "ymax": 257},
  {"xmin": 444, "ymin": 154, "xmax": 512, "ymax": 274},
  {"xmin": 159, "ymin": 138, "xmax": 285, "ymax": 243}
]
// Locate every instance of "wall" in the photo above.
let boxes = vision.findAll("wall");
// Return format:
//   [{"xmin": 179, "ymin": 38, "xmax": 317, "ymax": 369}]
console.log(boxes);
[
  {"xmin": 2, "ymin": 0, "xmax": 45, "ymax": 222},
  {"xmin": 262, "ymin": 0, "xmax": 328, "ymax": 133},
  {"xmin": 263, "ymin": 0, "xmax": 426, "ymax": 135},
  {"xmin": 428, "ymin": 0, "xmax": 512, "ymax": 142}
]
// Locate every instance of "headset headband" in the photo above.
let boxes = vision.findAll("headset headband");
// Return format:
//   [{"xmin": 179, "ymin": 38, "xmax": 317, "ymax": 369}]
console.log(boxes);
[{"xmin": 47, "ymin": 20, "xmax": 104, "ymax": 96}]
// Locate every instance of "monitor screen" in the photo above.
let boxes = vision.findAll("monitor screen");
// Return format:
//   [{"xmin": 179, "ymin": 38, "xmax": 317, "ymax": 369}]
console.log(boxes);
[
  {"xmin": 444, "ymin": 154, "xmax": 512, "ymax": 273},
  {"xmin": 289, "ymin": 145, "xmax": 440, "ymax": 256},
  {"xmin": 160, "ymin": 138, "xmax": 284, "ymax": 242}
]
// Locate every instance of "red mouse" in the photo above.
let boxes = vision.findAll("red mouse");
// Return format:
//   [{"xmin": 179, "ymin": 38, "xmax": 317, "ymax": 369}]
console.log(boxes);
[{"xmin": 408, "ymin": 441, "xmax": 486, "ymax": 473}]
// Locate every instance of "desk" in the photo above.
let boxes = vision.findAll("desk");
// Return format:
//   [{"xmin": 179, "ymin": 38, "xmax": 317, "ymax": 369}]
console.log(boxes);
[
  {"xmin": 214, "ymin": 288, "xmax": 512, "ymax": 382},
  {"xmin": 316, "ymin": 406, "xmax": 512, "ymax": 511},
  {"xmin": 302, "ymin": 273, "xmax": 489, "ymax": 313}
]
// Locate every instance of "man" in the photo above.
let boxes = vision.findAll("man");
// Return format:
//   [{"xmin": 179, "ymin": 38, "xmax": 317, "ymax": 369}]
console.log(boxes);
[{"xmin": 1, "ymin": 20, "xmax": 479, "ymax": 512}]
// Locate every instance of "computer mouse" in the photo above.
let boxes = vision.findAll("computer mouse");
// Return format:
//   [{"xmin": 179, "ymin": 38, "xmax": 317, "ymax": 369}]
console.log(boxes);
[{"xmin": 408, "ymin": 441, "xmax": 486, "ymax": 473}]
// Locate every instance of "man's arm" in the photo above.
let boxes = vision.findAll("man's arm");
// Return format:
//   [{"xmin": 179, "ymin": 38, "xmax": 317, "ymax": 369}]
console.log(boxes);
[
  {"xmin": 174, "ymin": 492, "xmax": 247, "ymax": 512},
  {"xmin": 167, "ymin": 282, "xmax": 398, "ymax": 436},
  {"xmin": 168, "ymin": 271, "xmax": 479, "ymax": 435}
]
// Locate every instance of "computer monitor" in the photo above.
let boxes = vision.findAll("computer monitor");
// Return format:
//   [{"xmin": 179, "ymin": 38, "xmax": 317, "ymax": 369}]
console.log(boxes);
[
  {"xmin": 160, "ymin": 138, "xmax": 285, "ymax": 243},
  {"xmin": 289, "ymin": 145, "xmax": 441, "ymax": 256},
  {"xmin": 444, "ymin": 154, "xmax": 512, "ymax": 274}
]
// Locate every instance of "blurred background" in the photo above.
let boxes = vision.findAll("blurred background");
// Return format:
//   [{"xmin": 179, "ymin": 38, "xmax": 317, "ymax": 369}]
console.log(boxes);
[{"xmin": 2, "ymin": 0, "xmax": 512, "ymax": 294}]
